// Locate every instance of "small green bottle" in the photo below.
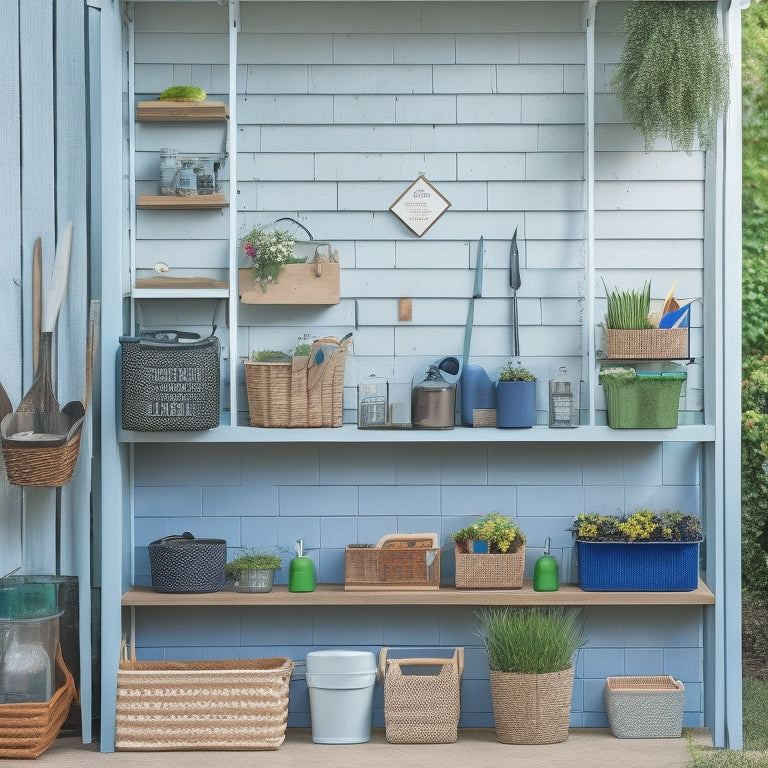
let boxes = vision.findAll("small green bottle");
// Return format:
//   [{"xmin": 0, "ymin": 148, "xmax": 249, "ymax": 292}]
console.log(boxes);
[{"xmin": 533, "ymin": 537, "xmax": 559, "ymax": 592}]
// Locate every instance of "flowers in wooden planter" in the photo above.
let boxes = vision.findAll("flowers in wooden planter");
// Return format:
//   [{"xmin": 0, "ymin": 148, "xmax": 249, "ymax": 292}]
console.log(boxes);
[
  {"xmin": 241, "ymin": 226, "xmax": 303, "ymax": 292},
  {"xmin": 450, "ymin": 512, "xmax": 526, "ymax": 554},
  {"xmin": 572, "ymin": 510, "xmax": 702, "ymax": 543}
]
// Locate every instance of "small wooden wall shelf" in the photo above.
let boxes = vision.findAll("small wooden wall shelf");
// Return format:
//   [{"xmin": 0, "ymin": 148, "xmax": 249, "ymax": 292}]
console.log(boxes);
[
  {"xmin": 137, "ymin": 100, "xmax": 229, "ymax": 121},
  {"xmin": 122, "ymin": 579, "xmax": 714, "ymax": 607},
  {"xmin": 137, "ymin": 194, "xmax": 228, "ymax": 210},
  {"xmin": 239, "ymin": 264, "xmax": 340, "ymax": 305}
]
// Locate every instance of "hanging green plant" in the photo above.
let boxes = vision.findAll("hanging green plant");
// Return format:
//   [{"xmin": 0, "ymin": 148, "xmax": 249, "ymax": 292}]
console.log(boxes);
[{"xmin": 611, "ymin": 2, "xmax": 729, "ymax": 153}]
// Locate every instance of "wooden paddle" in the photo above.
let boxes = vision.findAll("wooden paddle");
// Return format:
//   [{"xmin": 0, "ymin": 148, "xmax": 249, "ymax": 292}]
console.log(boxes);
[{"xmin": 16, "ymin": 222, "xmax": 73, "ymax": 417}]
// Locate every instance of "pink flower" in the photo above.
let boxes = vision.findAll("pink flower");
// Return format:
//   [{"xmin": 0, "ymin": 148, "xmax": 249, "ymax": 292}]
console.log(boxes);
[{"xmin": 244, "ymin": 243, "xmax": 256, "ymax": 258}]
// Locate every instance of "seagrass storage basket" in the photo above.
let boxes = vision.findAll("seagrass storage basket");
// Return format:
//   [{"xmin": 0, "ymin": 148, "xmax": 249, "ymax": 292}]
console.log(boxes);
[
  {"xmin": 245, "ymin": 336, "xmax": 350, "ymax": 428},
  {"xmin": 115, "ymin": 648, "xmax": 294, "ymax": 751},
  {"xmin": 378, "ymin": 648, "xmax": 463, "ymax": 744},
  {"xmin": 605, "ymin": 328, "xmax": 689, "ymax": 360},
  {"xmin": 0, "ymin": 648, "xmax": 76, "ymax": 759},
  {"xmin": 454, "ymin": 546, "xmax": 525, "ymax": 589},
  {"xmin": 604, "ymin": 675, "xmax": 684, "ymax": 738}
]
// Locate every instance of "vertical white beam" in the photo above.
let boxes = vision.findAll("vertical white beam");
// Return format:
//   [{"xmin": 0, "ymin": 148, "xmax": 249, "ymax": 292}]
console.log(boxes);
[
  {"xmin": 721, "ymin": 0, "xmax": 743, "ymax": 750},
  {"xmin": 228, "ymin": 0, "xmax": 239, "ymax": 423}
]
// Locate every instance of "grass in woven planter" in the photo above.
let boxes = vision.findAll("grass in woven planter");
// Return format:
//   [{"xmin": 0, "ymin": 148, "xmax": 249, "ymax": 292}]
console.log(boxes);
[
  {"xmin": 475, "ymin": 607, "xmax": 585, "ymax": 674},
  {"xmin": 603, "ymin": 279, "xmax": 653, "ymax": 330},
  {"xmin": 476, "ymin": 607, "xmax": 585, "ymax": 745}
]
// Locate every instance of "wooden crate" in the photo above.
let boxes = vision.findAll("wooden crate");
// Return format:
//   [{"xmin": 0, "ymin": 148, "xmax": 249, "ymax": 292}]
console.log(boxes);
[{"xmin": 345, "ymin": 534, "xmax": 440, "ymax": 590}]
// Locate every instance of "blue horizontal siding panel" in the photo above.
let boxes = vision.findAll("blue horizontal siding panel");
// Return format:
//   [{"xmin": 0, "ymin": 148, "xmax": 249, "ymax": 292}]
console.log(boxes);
[
  {"xmin": 497, "ymin": 64, "xmax": 565, "ymax": 94},
  {"xmin": 394, "ymin": 34, "xmax": 456, "ymax": 64}
]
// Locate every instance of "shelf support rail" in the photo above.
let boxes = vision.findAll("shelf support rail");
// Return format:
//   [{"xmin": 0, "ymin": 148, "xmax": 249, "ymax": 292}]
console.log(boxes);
[{"xmin": 228, "ymin": 0, "xmax": 239, "ymax": 422}]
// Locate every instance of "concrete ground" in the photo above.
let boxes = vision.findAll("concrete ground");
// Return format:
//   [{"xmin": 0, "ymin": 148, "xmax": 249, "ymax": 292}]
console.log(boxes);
[{"xmin": 16, "ymin": 728, "xmax": 714, "ymax": 768}]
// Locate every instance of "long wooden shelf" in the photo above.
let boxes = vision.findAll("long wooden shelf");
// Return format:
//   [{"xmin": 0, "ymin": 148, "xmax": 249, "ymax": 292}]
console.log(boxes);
[
  {"xmin": 137, "ymin": 100, "xmax": 229, "ymax": 121},
  {"xmin": 122, "ymin": 580, "xmax": 714, "ymax": 607},
  {"xmin": 137, "ymin": 194, "xmax": 228, "ymax": 210}
]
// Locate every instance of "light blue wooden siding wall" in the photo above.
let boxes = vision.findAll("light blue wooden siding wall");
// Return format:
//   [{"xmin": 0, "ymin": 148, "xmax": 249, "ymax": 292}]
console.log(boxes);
[
  {"xmin": 129, "ymin": 0, "xmax": 707, "ymax": 730},
  {"xmin": 0, "ymin": 0, "xmax": 97, "ymax": 742}
]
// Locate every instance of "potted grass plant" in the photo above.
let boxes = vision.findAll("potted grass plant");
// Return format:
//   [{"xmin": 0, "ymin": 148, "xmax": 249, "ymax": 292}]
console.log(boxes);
[
  {"xmin": 611, "ymin": 1, "xmax": 729, "ymax": 154},
  {"xmin": 602, "ymin": 280, "xmax": 689, "ymax": 359},
  {"xmin": 496, "ymin": 361, "xmax": 536, "ymax": 428},
  {"xmin": 225, "ymin": 549, "xmax": 283, "ymax": 593},
  {"xmin": 450, "ymin": 513, "xmax": 526, "ymax": 588},
  {"xmin": 475, "ymin": 607, "xmax": 585, "ymax": 744}
]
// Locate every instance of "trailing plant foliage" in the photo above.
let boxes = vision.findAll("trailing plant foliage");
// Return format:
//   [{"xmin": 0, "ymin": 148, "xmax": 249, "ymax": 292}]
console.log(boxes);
[
  {"xmin": 603, "ymin": 280, "xmax": 652, "ymax": 330},
  {"xmin": 611, "ymin": 2, "xmax": 729, "ymax": 153},
  {"xmin": 742, "ymin": 356, "xmax": 768, "ymax": 598},
  {"xmin": 475, "ymin": 607, "xmax": 585, "ymax": 674}
]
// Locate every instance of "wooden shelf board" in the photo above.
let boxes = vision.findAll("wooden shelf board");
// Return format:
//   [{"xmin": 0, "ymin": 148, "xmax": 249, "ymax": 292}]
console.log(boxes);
[
  {"xmin": 137, "ymin": 100, "xmax": 229, "ymax": 121},
  {"xmin": 137, "ymin": 194, "xmax": 228, "ymax": 210},
  {"xmin": 122, "ymin": 579, "xmax": 714, "ymax": 607}
]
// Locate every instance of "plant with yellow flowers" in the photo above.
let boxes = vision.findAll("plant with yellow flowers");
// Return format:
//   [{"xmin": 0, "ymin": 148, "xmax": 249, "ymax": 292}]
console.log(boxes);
[
  {"xmin": 450, "ymin": 512, "xmax": 526, "ymax": 554},
  {"xmin": 571, "ymin": 510, "xmax": 702, "ymax": 543}
]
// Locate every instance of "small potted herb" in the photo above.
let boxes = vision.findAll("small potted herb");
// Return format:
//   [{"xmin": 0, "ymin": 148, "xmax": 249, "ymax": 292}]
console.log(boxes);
[
  {"xmin": 450, "ymin": 512, "xmax": 526, "ymax": 589},
  {"xmin": 226, "ymin": 549, "xmax": 283, "ymax": 593},
  {"xmin": 496, "ymin": 362, "xmax": 536, "ymax": 428}
]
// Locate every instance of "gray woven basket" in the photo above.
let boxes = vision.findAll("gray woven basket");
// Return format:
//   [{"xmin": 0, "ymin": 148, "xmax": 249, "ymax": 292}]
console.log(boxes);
[{"xmin": 604, "ymin": 675, "xmax": 684, "ymax": 738}]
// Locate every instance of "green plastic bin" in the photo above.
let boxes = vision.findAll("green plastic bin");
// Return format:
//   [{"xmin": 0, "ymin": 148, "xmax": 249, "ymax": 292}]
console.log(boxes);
[{"xmin": 600, "ymin": 370, "xmax": 686, "ymax": 429}]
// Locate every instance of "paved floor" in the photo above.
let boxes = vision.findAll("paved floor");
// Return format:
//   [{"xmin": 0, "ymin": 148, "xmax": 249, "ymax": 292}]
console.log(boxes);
[{"xmin": 12, "ymin": 728, "xmax": 714, "ymax": 768}]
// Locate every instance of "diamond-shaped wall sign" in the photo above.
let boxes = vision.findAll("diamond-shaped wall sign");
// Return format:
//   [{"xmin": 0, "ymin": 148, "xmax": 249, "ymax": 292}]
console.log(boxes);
[{"xmin": 389, "ymin": 175, "xmax": 451, "ymax": 237}]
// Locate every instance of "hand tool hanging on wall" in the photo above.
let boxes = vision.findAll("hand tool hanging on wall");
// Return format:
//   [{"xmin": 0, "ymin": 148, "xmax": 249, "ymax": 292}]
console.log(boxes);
[
  {"xmin": 510, "ymin": 227, "xmax": 521, "ymax": 357},
  {"xmin": 460, "ymin": 237, "xmax": 497, "ymax": 426},
  {"xmin": 16, "ymin": 222, "xmax": 73, "ymax": 421}
]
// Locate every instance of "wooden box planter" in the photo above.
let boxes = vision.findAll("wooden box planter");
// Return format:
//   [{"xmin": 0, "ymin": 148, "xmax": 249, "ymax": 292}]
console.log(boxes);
[
  {"xmin": 577, "ymin": 540, "xmax": 701, "ymax": 591},
  {"xmin": 454, "ymin": 546, "xmax": 525, "ymax": 589},
  {"xmin": 238, "ymin": 264, "xmax": 340, "ymax": 305},
  {"xmin": 345, "ymin": 545, "xmax": 441, "ymax": 591},
  {"xmin": 605, "ymin": 328, "xmax": 689, "ymax": 360}
]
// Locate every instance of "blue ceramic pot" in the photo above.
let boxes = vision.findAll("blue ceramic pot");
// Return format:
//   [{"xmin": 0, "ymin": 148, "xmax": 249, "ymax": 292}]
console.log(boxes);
[{"xmin": 496, "ymin": 380, "xmax": 536, "ymax": 428}]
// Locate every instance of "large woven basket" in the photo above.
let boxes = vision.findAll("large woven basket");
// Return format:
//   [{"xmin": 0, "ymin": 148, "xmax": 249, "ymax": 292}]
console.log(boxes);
[
  {"xmin": 379, "ymin": 648, "xmax": 463, "ymax": 744},
  {"xmin": 489, "ymin": 667, "xmax": 574, "ymax": 744},
  {"xmin": 0, "ymin": 647, "xmax": 76, "ymax": 758},
  {"xmin": 604, "ymin": 675, "xmax": 685, "ymax": 738},
  {"xmin": 605, "ymin": 328, "xmax": 689, "ymax": 360},
  {"xmin": 116, "ymin": 651, "xmax": 294, "ymax": 751},
  {"xmin": 454, "ymin": 546, "xmax": 525, "ymax": 589},
  {"xmin": 245, "ymin": 336, "xmax": 349, "ymax": 428}
]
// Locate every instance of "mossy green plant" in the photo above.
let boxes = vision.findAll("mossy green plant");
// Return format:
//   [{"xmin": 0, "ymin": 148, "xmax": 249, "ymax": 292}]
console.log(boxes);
[
  {"xmin": 158, "ymin": 85, "xmax": 207, "ymax": 102},
  {"xmin": 225, "ymin": 549, "xmax": 282, "ymax": 577},
  {"xmin": 611, "ymin": 2, "xmax": 729, "ymax": 153},
  {"xmin": 251, "ymin": 350, "xmax": 290, "ymax": 363}
]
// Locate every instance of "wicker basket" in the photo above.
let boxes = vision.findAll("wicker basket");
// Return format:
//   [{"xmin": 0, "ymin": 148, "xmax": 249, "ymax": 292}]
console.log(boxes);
[
  {"xmin": 378, "ymin": 648, "xmax": 463, "ymax": 744},
  {"xmin": 454, "ymin": 546, "xmax": 525, "ymax": 589},
  {"xmin": 604, "ymin": 675, "xmax": 684, "ymax": 738},
  {"xmin": 605, "ymin": 328, "xmax": 689, "ymax": 360},
  {"xmin": 489, "ymin": 667, "xmax": 574, "ymax": 744},
  {"xmin": 0, "ymin": 647, "xmax": 76, "ymax": 758},
  {"xmin": 245, "ymin": 336, "xmax": 349, "ymax": 428},
  {"xmin": 116, "ymin": 649, "xmax": 294, "ymax": 751},
  {"xmin": 1, "ymin": 414, "xmax": 83, "ymax": 487}
]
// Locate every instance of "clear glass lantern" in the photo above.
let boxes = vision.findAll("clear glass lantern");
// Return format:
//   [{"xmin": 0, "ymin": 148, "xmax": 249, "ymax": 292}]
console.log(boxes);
[{"xmin": 358, "ymin": 375, "xmax": 388, "ymax": 428}]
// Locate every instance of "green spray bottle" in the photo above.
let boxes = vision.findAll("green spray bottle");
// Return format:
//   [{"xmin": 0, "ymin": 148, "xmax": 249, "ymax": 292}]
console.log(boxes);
[
  {"xmin": 288, "ymin": 537, "xmax": 316, "ymax": 592},
  {"xmin": 533, "ymin": 537, "xmax": 559, "ymax": 592}
]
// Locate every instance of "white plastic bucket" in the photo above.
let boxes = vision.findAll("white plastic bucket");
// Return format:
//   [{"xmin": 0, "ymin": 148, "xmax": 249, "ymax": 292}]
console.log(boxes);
[{"xmin": 305, "ymin": 650, "xmax": 376, "ymax": 744}]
